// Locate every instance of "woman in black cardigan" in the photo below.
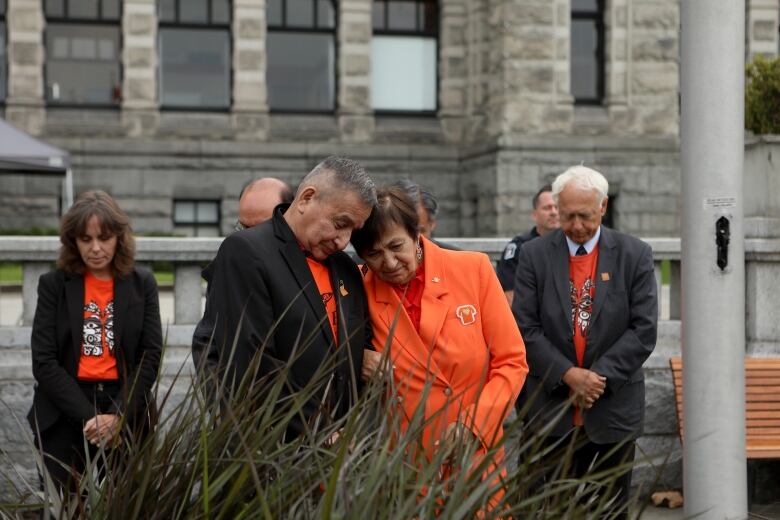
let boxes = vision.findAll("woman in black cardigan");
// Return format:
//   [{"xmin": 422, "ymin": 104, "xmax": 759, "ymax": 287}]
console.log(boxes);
[{"xmin": 27, "ymin": 190, "xmax": 162, "ymax": 493}]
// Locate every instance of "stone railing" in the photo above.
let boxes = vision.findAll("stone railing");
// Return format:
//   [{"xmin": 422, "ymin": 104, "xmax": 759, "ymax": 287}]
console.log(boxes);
[{"xmin": 0, "ymin": 236, "xmax": 686, "ymax": 330}]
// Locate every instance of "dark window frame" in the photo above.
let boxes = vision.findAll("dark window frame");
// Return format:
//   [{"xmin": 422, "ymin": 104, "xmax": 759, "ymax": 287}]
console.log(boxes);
[
  {"xmin": 266, "ymin": 0, "xmax": 338, "ymax": 114},
  {"xmin": 172, "ymin": 198, "xmax": 222, "ymax": 237},
  {"xmin": 43, "ymin": 0, "xmax": 124, "ymax": 109},
  {"xmin": 44, "ymin": 0, "xmax": 123, "ymax": 22},
  {"xmin": 571, "ymin": 0, "xmax": 605, "ymax": 105},
  {"xmin": 158, "ymin": 0, "xmax": 233, "ymax": 112},
  {"xmin": 0, "ymin": 2, "xmax": 7, "ymax": 104},
  {"xmin": 371, "ymin": 0, "xmax": 439, "ymax": 116}
]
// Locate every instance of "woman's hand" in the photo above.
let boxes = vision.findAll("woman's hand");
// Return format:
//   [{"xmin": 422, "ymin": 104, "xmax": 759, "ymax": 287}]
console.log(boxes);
[
  {"xmin": 361, "ymin": 349, "xmax": 386, "ymax": 382},
  {"xmin": 83, "ymin": 414, "xmax": 121, "ymax": 446},
  {"xmin": 437, "ymin": 422, "xmax": 481, "ymax": 463}
]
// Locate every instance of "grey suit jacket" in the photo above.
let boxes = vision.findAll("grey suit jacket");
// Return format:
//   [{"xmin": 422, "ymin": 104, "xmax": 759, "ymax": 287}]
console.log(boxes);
[{"xmin": 512, "ymin": 227, "xmax": 657, "ymax": 444}]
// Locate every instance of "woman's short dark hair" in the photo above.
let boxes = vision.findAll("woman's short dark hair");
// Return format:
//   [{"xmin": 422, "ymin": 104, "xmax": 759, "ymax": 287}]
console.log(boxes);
[
  {"xmin": 58, "ymin": 190, "xmax": 136, "ymax": 277},
  {"xmin": 351, "ymin": 186, "xmax": 419, "ymax": 255}
]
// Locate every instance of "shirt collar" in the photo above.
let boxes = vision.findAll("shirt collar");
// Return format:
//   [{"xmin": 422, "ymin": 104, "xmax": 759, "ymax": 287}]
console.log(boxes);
[{"xmin": 565, "ymin": 226, "xmax": 601, "ymax": 256}]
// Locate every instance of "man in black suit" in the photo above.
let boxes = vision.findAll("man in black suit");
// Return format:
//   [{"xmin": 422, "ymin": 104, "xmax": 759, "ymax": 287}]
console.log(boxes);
[
  {"xmin": 512, "ymin": 165, "xmax": 657, "ymax": 516},
  {"xmin": 193, "ymin": 176, "xmax": 292, "ymax": 371},
  {"xmin": 196, "ymin": 156, "xmax": 376, "ymax": 438}
]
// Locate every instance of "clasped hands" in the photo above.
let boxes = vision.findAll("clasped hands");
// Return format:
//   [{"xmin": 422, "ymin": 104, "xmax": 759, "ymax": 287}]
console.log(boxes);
[
  {"xmin": 361, "ymin": 349, "xmax": 391, "ymax": 382},
  {"xmin": 435, "ymin": 422, "xmax": 480, "ymax": 466},
  {"xmin": 562, "ymin": 367, "xmax": 606, "ymax": 409},
  {"xmin": 83, "ymin": 414, "xmax": 121, "ymax": 447}
]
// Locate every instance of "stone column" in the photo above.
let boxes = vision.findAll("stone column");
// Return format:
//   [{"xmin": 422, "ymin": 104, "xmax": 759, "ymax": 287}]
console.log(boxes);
[
  {"xmin": 746, "ymin": 0, "xmax": 779, "ymax": 60},
  {"xmin": 232, "ymin": 0, "xmax": 269, "ymax": 140},
  {"xmin": 463, "ymin": 0, "xmax": 489, "ymax": 142},
  {"xmin": 337, "ymin": 0, "xmax": 374, "ymax": 142},
  {"xmin": 605, "ymin": 0, "xmax": 630, "ymax": 125},
  {"xmin": 486, "ymin": 0, "xmax": 572, "ymax": 137},
  {"xmin": 174, "ymin": 264, "xmax": 203, "ymax": 324},
  {"xmin": 5, "ymin": 0, "xmax": 45, "ymax": 135},
  {"xmin": 122, "ymin": 0, "xmax": 158, "ymax": 136},
  {"xmin": 439, "ymin": 0, "xmax": 468, "ymax": 142},
  {"xmin": 22, "ymin": 262, "xmax": 50, "ymax": 326},
  {"xmin": 551, "ymin": 0, "xmax": 574, "ymax": 114},
  {"xmin": 625, "ymin": 0, "xmax": 679, "ymax": 136}
]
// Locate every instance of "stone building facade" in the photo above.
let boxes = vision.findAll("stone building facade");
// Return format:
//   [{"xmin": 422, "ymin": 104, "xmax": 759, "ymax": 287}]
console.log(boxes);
[{"xmin": 0, "ymin": 0, "xmax": 777, "ymax": 237}]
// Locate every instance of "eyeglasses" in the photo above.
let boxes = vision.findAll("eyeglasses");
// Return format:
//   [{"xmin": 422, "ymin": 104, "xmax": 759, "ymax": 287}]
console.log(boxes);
[{"xmin": 234, "ymin": 220, "xmax": 248, "ymax": 232}]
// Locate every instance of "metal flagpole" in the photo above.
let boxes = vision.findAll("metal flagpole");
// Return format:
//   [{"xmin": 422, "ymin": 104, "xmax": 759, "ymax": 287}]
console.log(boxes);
[{"xmin": 681, "ymin": 1, "xmax": 747, "ymax": 518}]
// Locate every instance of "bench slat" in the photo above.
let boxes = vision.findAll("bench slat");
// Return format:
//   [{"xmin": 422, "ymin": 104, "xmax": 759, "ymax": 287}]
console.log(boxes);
[{"xmin": 669, "ymin": 356, "xmax": 780, "ymax": 461}]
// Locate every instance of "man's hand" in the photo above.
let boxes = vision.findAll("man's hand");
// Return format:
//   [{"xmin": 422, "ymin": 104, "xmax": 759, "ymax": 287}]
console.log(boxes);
[
  {"xmin": 361, "ymin": 349, "xmax": 387, "ymax": 382},
  {"xmin": 83, "ymin": 414, "xmax": 121, "ymax": 446},
  {"xmin": 562, "ymin": 367, "xmax": 606, "ymax": 409}
]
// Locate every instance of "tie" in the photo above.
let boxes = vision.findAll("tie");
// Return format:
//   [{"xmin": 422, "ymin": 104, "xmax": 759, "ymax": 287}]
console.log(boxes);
[{"xmin": 576, "ymin": 245, "xmax": 587, "ymax": 256}]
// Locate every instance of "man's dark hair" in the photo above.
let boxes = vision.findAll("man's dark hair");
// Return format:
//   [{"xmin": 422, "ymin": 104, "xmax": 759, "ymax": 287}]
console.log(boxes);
[
  {"xmin": 280, "ymin": 184, "xmax": 294, "ymax": 204},
  {"xmin": 351, "ymin": 186, "xmax": 419, "ymax": 256},
  {"xmin": 532, "ymin": 184, "xmax": 553, "ymax": 209},
  {"xmin": 301, "ymin": 156, "xmax": 377, "ymax": 207},
  {"xmin": 391, "ymin": 179, "xmax": 439, "ymax": 220}
]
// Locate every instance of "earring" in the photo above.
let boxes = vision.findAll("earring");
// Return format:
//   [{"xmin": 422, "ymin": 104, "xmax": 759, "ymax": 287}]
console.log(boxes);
[{"xmin": 416, "ymin": 242, "xmax": 423, "ymax": 262}]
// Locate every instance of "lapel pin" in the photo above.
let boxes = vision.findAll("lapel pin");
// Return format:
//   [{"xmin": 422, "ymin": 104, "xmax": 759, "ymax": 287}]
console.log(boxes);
[
  {"xmin": 339, "ymin": 280, "xmax": 349, "ymax": 296},
  {"xmin": 601, "ymin": 272, "xmax": 610, "ymax": 281},
  {"xmin": 432, "ymin": 277, "xmax": 440, "ymax": 283},
  {"xmin": 455, "ymin": 304, "xmax": 477, "ymax": 325}
]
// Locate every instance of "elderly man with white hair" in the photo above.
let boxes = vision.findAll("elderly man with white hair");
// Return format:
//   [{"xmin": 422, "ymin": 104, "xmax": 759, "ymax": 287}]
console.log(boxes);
[{"xmin": 512, "ymin": 165, "xmax": 658, "ymax": 518}]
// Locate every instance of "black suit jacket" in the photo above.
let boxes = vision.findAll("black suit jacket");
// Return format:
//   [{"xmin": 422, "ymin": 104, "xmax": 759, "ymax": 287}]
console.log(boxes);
[
  {"xmin": 27, "ymin": 267, "xmax": 162, "ymax": 433},
  {"xmin": 512, "ymin": 227, "xmax": 657, "ymax": 444},
  {"xmin": 193, "ymin": 205, "xmax": 371, "ymax": 437}
]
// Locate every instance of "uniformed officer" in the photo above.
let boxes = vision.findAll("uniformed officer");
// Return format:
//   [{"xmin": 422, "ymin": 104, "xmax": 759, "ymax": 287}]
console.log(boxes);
[{"xmin": 496, "ymin": 184, "xmax": 559, "ymax": 304}]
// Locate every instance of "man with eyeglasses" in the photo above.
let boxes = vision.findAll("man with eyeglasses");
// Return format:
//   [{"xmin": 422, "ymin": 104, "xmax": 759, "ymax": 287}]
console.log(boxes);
[
  {"xmin": 234, "ymin": 177, "xmax": 294, "ymax": 231},
  {"xmin": 193, "ymin": 177, "xmax": 293, "ymax": 372}
]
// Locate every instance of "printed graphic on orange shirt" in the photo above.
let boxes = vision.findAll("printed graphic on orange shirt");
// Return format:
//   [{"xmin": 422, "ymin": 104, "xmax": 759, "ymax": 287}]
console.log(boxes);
[
  {"xmin": 82, "ymin": 300, "xmax": 115, "ymax": 357},
  {"xmin": 570, "ymin": 278, "xmax": 594, "ymax": 336},
  {"xmin": 455, "ymin": 304, "xmax": 478, "ymax": 325}
]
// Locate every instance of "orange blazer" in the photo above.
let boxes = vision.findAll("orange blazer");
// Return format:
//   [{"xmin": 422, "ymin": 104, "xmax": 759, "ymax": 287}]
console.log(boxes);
[{"xmin": 362, "ymin": 236, "xmax": 529, "ymax": 460}]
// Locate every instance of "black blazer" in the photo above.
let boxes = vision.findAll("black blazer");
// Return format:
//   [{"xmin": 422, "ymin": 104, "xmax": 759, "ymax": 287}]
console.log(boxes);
[
  {"xmin": 27, "ymin": 267, "xmax": 163, "ymax": 433},
  {"xmin": 193, "ymin": 204, "xmax": 371, "ymax": 437},
  {"xmin": 512, "ymin": 227, "xmax": 658, "ymax": 444}
]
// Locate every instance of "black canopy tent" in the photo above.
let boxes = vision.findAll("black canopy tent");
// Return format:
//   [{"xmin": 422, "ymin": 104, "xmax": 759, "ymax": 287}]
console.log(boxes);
[{"xmin": 0, "ymin": 117, "xmax": 72, "ymax": 211}]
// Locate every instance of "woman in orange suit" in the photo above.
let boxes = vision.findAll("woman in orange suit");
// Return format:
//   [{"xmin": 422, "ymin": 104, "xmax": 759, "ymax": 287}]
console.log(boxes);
[{"xmin": 351, "ymin": 186, "xmax": 528, "ymax": 508}]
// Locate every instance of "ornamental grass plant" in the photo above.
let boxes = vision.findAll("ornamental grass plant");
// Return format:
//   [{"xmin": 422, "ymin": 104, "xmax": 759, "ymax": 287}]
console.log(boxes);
[{"xmin": 0, "ymin": 315, "xmax": 663, "ymax": 519}]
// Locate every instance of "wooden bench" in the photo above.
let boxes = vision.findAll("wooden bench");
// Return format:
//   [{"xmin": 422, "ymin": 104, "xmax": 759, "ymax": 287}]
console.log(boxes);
[{"xmin": 670, "ymin": 356, "xmax": 780, "ymax": 459}]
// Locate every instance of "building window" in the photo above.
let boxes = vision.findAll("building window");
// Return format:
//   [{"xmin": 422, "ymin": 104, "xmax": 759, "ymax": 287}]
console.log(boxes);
[
  {"xmin": 571, "ymin": 0, "xmax": 604, "ymax": 105},
  {"xmin": 371, "ymin": 0, "xmax": 437, "ymax": 112},
  {"xmin": 267, "ymin": 0, "xmax": 337, "ymax": 112},
  {"xmin": 158, "ymin": 0, "xmax": 231, "ymax": 109},
  {"xmin": 0, "ymin": 0, "xmax": 6, "ymax": 102},
  {"xmin": 173, "ymin": 199, "xmax": 220, "ymax": 236},
  {"xmin": 44, "ymin": 0, "xmax": 123, "ymax": 106}
]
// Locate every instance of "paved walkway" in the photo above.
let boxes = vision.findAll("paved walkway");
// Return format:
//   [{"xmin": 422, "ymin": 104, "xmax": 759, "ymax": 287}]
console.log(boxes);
[
  {"xmin": 638, "ymin": 503, "xmax": 780, "ymax": 519},
  {"xmin": 638, "ymin": 505, "xmax": 684, "ymax": 519}
]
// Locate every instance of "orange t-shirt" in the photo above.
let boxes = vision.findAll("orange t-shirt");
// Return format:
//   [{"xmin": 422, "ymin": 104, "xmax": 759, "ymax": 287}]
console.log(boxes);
[
  {"xmin": 306, "ymin": 257, "xmax": 338, "ymax": 345},
  {"xmin": 569, "ymin": 245, "xmax": 599, "ymax": 425},
  {"xmin": 77, "ymin": 272, "xmax": 119, "ymax": 381}
]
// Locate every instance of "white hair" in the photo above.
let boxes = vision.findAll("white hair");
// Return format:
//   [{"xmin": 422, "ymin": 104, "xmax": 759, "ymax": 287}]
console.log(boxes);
[{"xmin": 551, "ymin": 165, "xmax": 609, "ymax": 203}]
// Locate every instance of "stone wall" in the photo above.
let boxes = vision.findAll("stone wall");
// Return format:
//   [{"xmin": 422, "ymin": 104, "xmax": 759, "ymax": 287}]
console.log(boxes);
[
  {"xmin": 0, "ymin": 136, "xmax": 462, "ymax": 236},
  {"xmin": 462, "ymin": 135, "xmax": 680, "ymax": 236}
]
